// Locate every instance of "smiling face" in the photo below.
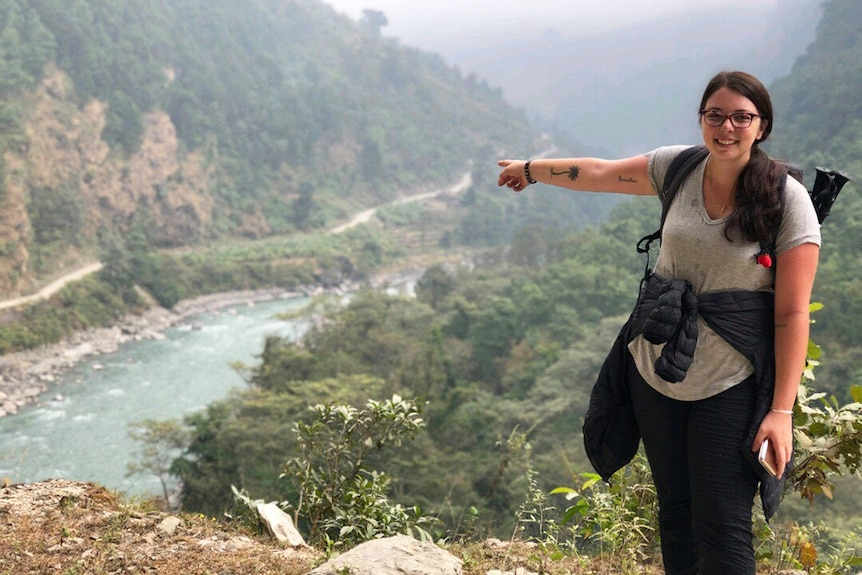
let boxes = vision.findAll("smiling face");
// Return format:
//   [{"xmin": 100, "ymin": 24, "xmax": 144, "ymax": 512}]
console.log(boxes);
[{"xmin": 700, "ymin": 87, "xmax": 766, "ymax": 165}]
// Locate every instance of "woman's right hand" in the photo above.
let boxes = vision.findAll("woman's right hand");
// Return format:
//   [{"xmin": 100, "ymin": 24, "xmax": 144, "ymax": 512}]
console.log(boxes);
[{"xmin": 497, "ymin": 160, "xmax": 528, "ymax": 192}]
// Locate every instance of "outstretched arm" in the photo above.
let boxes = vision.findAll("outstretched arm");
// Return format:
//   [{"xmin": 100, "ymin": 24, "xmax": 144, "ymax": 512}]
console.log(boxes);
[{"xmin": 497, "ymin": 155, "xmax": 654, "ymax": 196}]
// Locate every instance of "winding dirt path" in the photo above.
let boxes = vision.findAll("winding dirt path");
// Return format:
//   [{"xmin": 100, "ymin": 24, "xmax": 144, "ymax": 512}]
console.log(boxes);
[
  {"xmin": 328, "ymin": 172, "xmax": 473, "ymax": 235},
  {"xmin": 0, "ymin": 262, "xmax": 104, "ymax": 311},
  {"xmin": 0, "ymin": 172, "xmax": 471, "ymax": 312},
  {"xmin": 327, "ymin": 147, "xmax": 560, "ymax": 236},
  {"xmin": 0, "ymin": 173, "xmax": 471, "ymax": 312},
  {"xmin": 0, "ymin": 151, "xmax": 555, "ymax": 312}
]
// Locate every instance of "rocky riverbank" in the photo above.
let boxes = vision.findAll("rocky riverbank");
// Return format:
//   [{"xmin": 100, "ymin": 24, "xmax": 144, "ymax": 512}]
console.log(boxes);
[{"xmin": 0, "ymin": 270, "xmax": 422, "ymax": 418}]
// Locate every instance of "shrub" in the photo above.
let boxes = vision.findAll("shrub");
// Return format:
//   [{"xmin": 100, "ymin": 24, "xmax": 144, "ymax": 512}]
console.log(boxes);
[{"xmin": 281, "ymin": 394, "xmax": 436, "ymax": 548}]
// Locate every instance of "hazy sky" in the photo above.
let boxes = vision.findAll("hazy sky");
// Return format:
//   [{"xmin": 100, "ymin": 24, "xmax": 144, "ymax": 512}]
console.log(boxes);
[
  {"xmin": 322, "ymin": 0, "xmax": 809, "ymax": 156},
  {"xmin": 324, "ymin": 0, "xmax": 780, "ymax": 46}
]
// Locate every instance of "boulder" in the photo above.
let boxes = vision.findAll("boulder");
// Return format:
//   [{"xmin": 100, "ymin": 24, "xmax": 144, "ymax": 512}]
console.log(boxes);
[
  {"xmin": 255, "ymin": 502, "xmax": 307, "ymax": 547},
  {"xmin": 308, "ymin": 534, "xmax": 462, "ymax": 575}
]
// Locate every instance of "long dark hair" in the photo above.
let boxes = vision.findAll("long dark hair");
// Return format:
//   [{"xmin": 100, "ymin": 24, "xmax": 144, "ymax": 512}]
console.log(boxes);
[{"xmin": 699, "ymin": 71, "xmax": 795, "ymax": 243}]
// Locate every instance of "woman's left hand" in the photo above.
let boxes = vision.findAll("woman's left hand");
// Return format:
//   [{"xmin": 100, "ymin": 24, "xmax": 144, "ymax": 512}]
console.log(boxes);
[{"xmin": 752, "ymin": 410, "xmax": 794, "ymax": 479}]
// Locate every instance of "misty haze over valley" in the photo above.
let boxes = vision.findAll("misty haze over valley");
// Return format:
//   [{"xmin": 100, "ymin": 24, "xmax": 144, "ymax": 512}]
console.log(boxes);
[{"xmin": 332, "ymin": 0, "xmax": 822, "ymax": 156}]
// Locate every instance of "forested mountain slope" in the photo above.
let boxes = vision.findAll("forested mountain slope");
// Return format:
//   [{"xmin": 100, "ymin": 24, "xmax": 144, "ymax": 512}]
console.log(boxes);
[
  {"xmin": 767, "ymin": 0, "xmax": 862, "ymax": 355},
  {"xmin": 0, "ymin": 0, "xmax": 541, "ymax": 295}
]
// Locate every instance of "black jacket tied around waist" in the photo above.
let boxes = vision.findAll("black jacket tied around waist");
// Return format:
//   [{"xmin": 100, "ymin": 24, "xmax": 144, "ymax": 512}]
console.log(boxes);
[
  {"xmin": 583, "ymin": 272, "xmax": 787, "ymax": 520},
  {"xmin": 637, "ymin": 277, "xmax": 698, "ymax": 383}
]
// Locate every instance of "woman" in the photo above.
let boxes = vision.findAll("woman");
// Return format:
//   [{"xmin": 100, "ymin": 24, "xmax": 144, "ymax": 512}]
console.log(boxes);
[{"xmin": 497, "ymin": 71, "xmax": 820, "ymax": 573}]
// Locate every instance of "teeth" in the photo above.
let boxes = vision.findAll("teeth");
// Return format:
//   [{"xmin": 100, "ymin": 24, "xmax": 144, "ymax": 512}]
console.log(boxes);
[{"xmin": 717, "ymin": 140, "xmax": 736, "ymax": 145}]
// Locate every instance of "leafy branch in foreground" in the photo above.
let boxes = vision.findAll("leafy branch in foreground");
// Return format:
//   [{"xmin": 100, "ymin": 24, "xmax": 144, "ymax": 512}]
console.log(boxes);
[
  {"xmin": 281, "ymin": 394, "xmax": 435, "ymax": 548},
  {"xmin": 789, "ymin": 303, "xmax": 862, "ymax": 504},
  {"xmin": 789, "ymin": 380, "xmax": 862, "ymax": 503},
  {"xmin": 552, "ymin": 454, "xmax": 659, "ymax": 571}
]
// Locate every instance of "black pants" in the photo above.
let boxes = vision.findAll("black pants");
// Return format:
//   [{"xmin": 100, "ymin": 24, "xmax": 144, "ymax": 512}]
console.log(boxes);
[{"xmin": 628, "ymin": 353, "xmax": 760, "ymax": 575}]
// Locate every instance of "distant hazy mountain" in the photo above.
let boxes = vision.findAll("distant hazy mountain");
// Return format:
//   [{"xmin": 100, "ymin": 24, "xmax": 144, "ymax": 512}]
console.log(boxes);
[{"xmin": 397, "ymin": 0, "xmax": 823, "ymax": 156}]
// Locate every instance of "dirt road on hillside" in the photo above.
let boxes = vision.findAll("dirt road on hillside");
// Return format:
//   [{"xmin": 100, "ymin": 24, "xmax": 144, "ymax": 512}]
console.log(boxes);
[
  {"xmin": 0, "ymin": 262, "xmax": 104, "ymax": 312},
  {"xmin": 0, "ymin": 173, "xmax": 471, "ymax": 312},
  {"xmin": 0, "ymin": 171, "xmax": 470, "ymax": 312},
  {"xmin": 328, "ymin": 171, "xmax": 473, "ymax": 235},
  {"xmin": 328, "ymin": 145, "xmax": 558, "ymax": 235},
  {"xmin": 0, "ymin": 151, "xmax": 556, "ymax": 312}
]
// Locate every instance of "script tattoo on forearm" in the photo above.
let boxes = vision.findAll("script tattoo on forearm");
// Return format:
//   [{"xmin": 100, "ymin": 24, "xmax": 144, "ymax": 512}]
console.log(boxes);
[
  {"xmin": 551, "ymin": 166, "xmax": 580, "ymax": 182},
  {"xmin": 619, "ymin": 176, "xmax": 638, "ymax": 183}
]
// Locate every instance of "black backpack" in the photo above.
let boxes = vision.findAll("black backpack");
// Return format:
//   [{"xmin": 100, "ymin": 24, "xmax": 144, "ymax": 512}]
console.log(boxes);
[{"xmin": 636, "ymin": 145, "xmax": 851, "ymax": 273}]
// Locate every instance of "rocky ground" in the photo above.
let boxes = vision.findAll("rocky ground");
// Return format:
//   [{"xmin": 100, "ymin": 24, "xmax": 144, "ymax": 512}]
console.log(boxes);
[
  {"xmin": 0, "ymin": 479, "xmax": 320, "ymax": 574},
  {"xmin": 0, "ymin": 479, "xmax": 654, "ymax": 575}
]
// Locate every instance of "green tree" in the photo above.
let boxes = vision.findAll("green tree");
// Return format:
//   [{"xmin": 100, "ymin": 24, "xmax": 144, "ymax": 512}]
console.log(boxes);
[
  {"xmin": 359, "ymin": 9, "xmax": 388, "ymax": 34},
  {"xmin": 126, "ymin": 418, "xmax": 190, "ymax": 507},
  {"xmin": 283, "ymin": 394, "xmax": 431, "ymax": 546},
  {"xmin": 508, "ymin": 226, "xmax": 549, "ymax": 270},
  {"xmin": 292, "ymin": 182, "xmax": 316, "ymax": 230},
  {"xmin": 27, "ymin": 182, "xmax": 85, "ymax": 247},
  {"xmin": 415, "ymin": 264, "xmax": 455, "ymax": 311},
  {"xmin": 172, "ymin": 403, "xmax": 243, "ymax": 517},
  {"xmin": 104, "ymin": 90, "xmax": 144, "ymax": 154},
  {"xmin": 468, "ymin": 295, "xmax": 519, "ymax": 383},
  {"xmin": 248, "ymin": 336, "xmax": 320, "ymax": 392}
]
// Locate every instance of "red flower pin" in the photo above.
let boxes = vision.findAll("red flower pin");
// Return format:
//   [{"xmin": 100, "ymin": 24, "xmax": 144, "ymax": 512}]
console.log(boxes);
[{"xmin": 756, "ymin": 253, "xmax": 773, "ymax": 268}]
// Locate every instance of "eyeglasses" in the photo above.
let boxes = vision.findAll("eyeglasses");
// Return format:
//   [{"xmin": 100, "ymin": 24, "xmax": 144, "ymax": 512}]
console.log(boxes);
[{"xmin": 700, "ymin": 109, "xmax": 762, "ymax": 128}]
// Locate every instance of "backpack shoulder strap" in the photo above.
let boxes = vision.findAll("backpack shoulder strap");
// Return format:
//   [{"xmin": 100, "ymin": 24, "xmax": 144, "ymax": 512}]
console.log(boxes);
[
  {"xmin": 637, "ymin": 145, "xmax": 709, "ymax": 256},
  {"xmin": 659, "ymin": 145, "xmax": 710, "ymax": 229},
  {"xmin": 756, "ymin": 171, "xmax": 788, "ymax": 283}
]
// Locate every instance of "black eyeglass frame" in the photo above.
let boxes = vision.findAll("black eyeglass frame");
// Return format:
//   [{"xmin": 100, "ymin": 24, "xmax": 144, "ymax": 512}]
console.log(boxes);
[{"xmin": 699, "ymin": 109, "xmax": 763, "ymax": 129}]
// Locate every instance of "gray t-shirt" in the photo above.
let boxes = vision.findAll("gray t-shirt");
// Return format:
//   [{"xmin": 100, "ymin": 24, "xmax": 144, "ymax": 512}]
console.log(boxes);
[{"xmin": 628, "ymin": 145, "xmax": 822, "ymax": 400}]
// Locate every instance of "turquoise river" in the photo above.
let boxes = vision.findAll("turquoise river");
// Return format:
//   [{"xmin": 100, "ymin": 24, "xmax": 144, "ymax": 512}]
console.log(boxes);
[{"xmin": 0, "ymin": 296, "xmax": 318, "ymax": 498}]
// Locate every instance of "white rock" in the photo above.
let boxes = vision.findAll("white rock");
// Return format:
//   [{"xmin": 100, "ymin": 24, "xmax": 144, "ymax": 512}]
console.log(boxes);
[
  {"xmin": 157, "ymin": 516, "xmax": 183, "ymax": 536},
  {"xmin": 255, "ymin": 502, "xmax": 307, "ymax": 547},
  {"xmin": 308, "ymin": 534, "xmax": 462, "ymax": 575}
]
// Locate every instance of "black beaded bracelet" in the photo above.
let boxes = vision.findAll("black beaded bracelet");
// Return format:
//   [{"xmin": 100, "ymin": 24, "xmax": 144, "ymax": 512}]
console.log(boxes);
[{"xmin": 524, "ymin": 160, "xmax": 537, "ymax": 184}]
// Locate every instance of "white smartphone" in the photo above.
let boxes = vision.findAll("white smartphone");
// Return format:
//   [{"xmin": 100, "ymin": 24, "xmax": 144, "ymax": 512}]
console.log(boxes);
[{"xmin": 758, "ymin": 439, "xmax": 778, "ymax": 477}]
